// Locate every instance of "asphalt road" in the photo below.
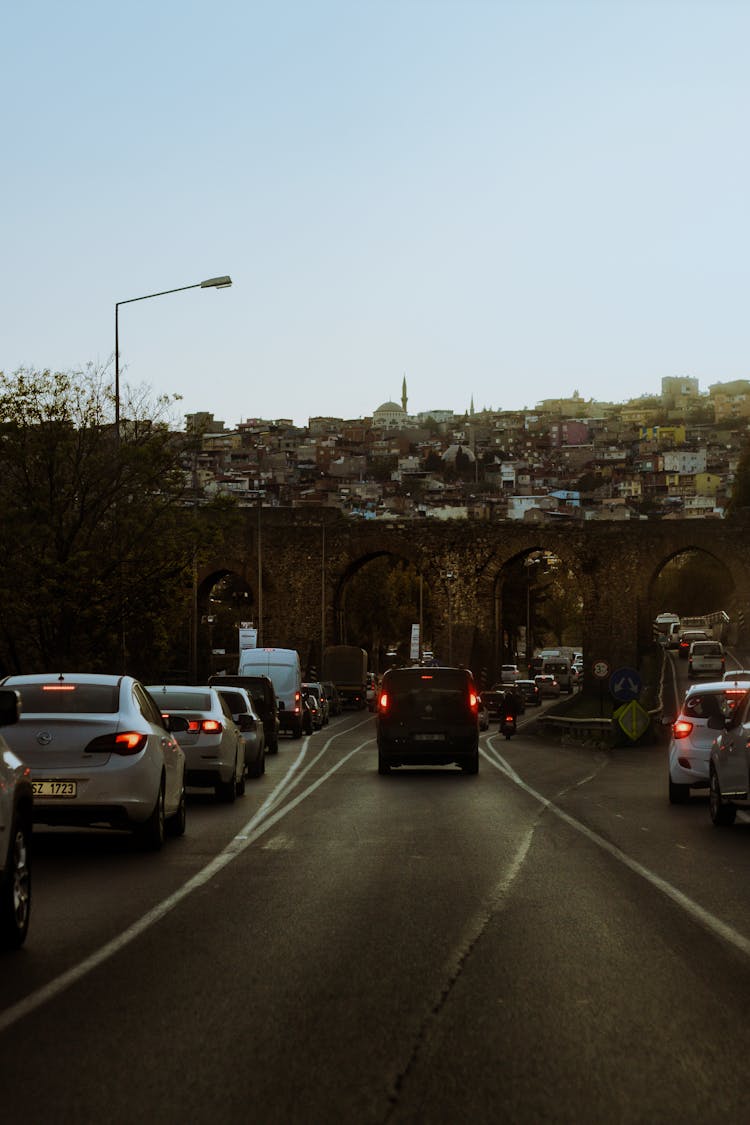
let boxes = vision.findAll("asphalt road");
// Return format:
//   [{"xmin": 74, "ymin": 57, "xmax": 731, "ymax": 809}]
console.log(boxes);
[{"xmin": 3, "ymin": 690, "xmax": 750, "ymax": 1124}]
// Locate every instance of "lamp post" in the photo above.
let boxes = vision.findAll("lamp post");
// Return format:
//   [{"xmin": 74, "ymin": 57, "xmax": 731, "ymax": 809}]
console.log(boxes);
[
  {"xmin": 524, "ymin": 555, "xmax": 542, "ymax": 670},
  {"xmin": 114, "ymin": 275, "xmax": 232, "ymax": 440},
  {"xmin": 114, "ymin": 274, "xmax": 231, "ymax": 676},
  {"xmin": 321, "ymin": 522, "xmax": 326, "ymax": 669},
  {"xmin": 445, "ymin": 570, "xmax": 455, "ymax": 664}
]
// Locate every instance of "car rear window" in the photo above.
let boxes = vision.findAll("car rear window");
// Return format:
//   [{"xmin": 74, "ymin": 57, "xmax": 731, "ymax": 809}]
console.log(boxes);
[
  {"xmin": 217, "ymin": 690, "xmax": 247, "ymax": 713},
  {"xmin": 386, "ymin": 669, "xmax": 473, "ymax": 695},
  {"xmin": 14, "ymin": 682, "xmax": 120, "ymax": 714},
  {"xmin": 150, "ymin": 690, "xmax": 213, "ymax": 711},
  {"xmin": 683, "ymin": 689, "xmax": 746, "ymax": 719},
  {"xmin": 692, "ymin": 642, "xmax": 722, "ymax": 655}
]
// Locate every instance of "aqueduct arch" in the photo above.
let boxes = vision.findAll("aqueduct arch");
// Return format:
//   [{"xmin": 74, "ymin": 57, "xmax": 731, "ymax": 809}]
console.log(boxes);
[{"xmin": 195, "ymin": 508, "xmax": 750, "ymax": 688}]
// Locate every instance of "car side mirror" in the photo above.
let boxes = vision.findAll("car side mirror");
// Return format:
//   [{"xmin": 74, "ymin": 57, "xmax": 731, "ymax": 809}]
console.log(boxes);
[
  {"xmin": 0, "ymin": 688, "xmax": 20, "ymax": 727},
  {"xmin": 166, "ymin": 714, "xmax": 189, "ymax": 733}
]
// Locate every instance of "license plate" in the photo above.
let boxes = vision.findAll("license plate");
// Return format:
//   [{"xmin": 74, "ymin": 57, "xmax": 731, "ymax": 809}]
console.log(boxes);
[
  {"xmin": 32, "ymin": 780, "xmax": 77, "ymax": 798},
  {"xmin": 414, "ymin": 733, "xmax": 444, "ymax": 741}
]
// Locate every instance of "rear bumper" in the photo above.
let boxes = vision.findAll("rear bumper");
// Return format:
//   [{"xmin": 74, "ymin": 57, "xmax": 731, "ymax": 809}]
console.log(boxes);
[{"xmin": 377, "ymin": 730, "xmax": 478, "ymax": 766}]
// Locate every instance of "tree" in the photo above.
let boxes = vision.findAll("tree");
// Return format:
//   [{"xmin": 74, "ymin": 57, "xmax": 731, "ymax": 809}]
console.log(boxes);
[
  {"xmin": 343, "ymin": 557, "xmax": 432, "ymax": 668},
  {"xmin": 0, "ymin": 366, "xmax": 217, "ymax": 678}
]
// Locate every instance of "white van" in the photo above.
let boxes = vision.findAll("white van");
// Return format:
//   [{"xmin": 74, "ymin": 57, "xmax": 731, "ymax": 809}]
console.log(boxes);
[
  {"xmin": 238, "ymin": 647, "xmax": 303, "ymax": 738},
  {"xmin": 541, "ymin": 657, "xmax": 574, "ymax": 694}
]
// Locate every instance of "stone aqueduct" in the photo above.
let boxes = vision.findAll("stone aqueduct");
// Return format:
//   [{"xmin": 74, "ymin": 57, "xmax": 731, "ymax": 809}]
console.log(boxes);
[{"xmin": 195, "ymin": 508, "xmax": 750, "ymax": 690}]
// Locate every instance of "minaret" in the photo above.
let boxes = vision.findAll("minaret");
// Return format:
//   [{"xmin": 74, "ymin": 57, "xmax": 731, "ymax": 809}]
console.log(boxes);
[{"xmin": 401, "ymin": 374, "xmax": 408, "ymax": 414}]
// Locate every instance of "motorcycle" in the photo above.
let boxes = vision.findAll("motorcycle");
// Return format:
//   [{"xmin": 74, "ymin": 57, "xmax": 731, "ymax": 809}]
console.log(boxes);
[{"xmin": 501, "ymin": 713, "xmax": 516, "ymax": 740}]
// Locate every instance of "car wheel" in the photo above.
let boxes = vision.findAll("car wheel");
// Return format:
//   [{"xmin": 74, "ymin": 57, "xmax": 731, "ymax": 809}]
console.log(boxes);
[
  {"xmin": 461, "ymin": 749, "xmax": 479, "ymax": 774},
  {"xmin": 709, "ymin": 767, "xmax": 736, "ymax": 826},
  {"xmin": 248, "ymin": 746, "xmax": 264, "ymax": 778},
  {"xmin": 216, "ymin": 758, "xmax": 237, "ymax": 803},
  {"xmin": 166, "ymin": 781, "xmax": 186, "ymax": 838},
  {"xmin": 236, "ymin": 762, "xmax": 246, "ymax": 796},
  {"xmin": 268, "ymin": 736, "xmax": 279, "ymax": 755},
  {"xmin": 0, "ymin": 810, "xmax": 31, "ymax": 949},
  {"xmin": 378, "ymin": 751, "xmax": 391, "ymax": 775},
  {"xmin": 292, "ymin": 720, "xmax": 303, "ymax": 739},
  {"xmin": 134, "ymin": 784, "xmax": 165, "ymax": 851},
  {"xmin": 668, "ymin": 776, "xmax": 690, "ymax": 804}
]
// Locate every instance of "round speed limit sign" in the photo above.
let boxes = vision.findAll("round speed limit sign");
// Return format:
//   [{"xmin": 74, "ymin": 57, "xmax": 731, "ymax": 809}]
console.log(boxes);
[{"xmin": 593, "ymin": 660, "xmax": 610, "ymax": 680}]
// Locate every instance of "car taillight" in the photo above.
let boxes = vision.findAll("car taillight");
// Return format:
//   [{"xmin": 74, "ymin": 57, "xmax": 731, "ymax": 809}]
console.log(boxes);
[
  {"xmin": 469, "ymin": 691, "xmax": 478, "ymax": 712},
  {"xmin": 378, "ymin": 691, "xmax": 389, "ymax": 713},
  {"xmin": 672, "ymin": 720, "xmax": 693, "ymax": 739},
  {"xmin": 86, "ymin": 731, "xmax": 149, "ymax": 755},
  {"xmin": 188, "ymin": 719, "xmax": 222, "ymax": 733}
]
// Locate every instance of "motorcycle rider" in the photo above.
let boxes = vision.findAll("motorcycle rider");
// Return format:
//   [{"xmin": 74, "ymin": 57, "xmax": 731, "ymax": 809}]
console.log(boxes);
[{"xmin": 501, "ymin": 686, "xmax": 520, "ymax": 730}]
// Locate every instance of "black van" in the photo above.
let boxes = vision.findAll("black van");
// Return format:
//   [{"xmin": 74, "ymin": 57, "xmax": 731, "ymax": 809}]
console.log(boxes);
[
  {"xmin": 375, "ymin": 666, "xmax": 479, "ymax": 775},
  {"xmin": 209, "ymin": 674, "xmax": 279, "ymax": 754}
]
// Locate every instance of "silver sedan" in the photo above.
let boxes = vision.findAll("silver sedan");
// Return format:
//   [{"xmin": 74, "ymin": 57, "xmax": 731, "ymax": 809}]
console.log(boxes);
[
  {"xmin": 0, "ymin": 673, "xmax": 187, "ymax": 850},
  {"xmin": 147, "ymin": 684, "xmax": 245, "ymax": 802},
  {"xmin": 212, "ymin": 685, "xmax": 266, "ymax": 779}
]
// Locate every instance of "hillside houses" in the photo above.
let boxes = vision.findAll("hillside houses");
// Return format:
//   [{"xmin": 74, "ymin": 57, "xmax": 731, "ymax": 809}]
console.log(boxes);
[{"xmin": 182, "ymin": 376, "xmax": 750, "ymax": 520}]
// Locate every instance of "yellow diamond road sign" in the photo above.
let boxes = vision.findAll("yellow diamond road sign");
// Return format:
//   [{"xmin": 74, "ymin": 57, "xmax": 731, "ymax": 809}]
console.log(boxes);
[{"xmin": 617, "ymin": 699, "xmax": 650, "ymax": 742}]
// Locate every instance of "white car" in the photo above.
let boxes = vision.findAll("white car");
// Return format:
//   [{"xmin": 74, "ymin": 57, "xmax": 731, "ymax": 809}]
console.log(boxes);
[
  {"xmin": 500, "ymin": 664, "xmax": 521, "ymax": 685},
  {"xmin": 710, "ymin": 688, "xmax": 750, "ymax": 825},
  {"xmin": 668, "ymin": 681, "xmax": 748, "ymax": 803},
  {"xmin": 1, "ymin": 673, "xmax": 187, "ymax": 849},
  {"xmin": 147, "ymin": 685, "xmax": 245, "ymax": 802},
  {"xmin": 0, "ymin": 689, "xmax": 32, "ymax": 948},
  {"xmin": 687, "ymin": 640, "xmax": 725, "ymax": 679},
  {"xmin": 302, "ymin": 681, "xmax": 330, "ymax": 725},
  {"xmin": 723, "ymin": 669, "xmax": 750, "ymax": 683},
  {"xmin": 212, "ymin": 685, "xmax": 266, "ymax": 779}
]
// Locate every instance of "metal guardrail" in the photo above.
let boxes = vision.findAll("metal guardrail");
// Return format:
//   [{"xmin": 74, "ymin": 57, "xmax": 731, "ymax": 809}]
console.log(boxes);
[{"xmin": 533, "ymin": 712, "xmax": 615, "ymax": 746}]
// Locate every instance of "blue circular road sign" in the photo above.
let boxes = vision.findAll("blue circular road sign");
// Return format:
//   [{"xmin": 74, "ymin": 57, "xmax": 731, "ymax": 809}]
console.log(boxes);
[{"xmin": 609, "ymin": 667, "xmax": 642, "ymax": 702}]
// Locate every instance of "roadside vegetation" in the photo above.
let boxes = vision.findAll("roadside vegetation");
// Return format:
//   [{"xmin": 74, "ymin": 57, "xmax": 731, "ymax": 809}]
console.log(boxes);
[{"xmin": 0, "ymin": 366, "xmax": 235, "ymax": 679}]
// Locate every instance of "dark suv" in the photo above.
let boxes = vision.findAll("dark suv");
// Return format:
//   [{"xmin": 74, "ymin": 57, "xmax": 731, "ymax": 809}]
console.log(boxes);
[
  {"xmin": 376, "ymin": 666, "xmax": 480, "ymax": 775},
  {"xmin": 209, "ymin": 674, "xmax": 279, "ymax": 754}
]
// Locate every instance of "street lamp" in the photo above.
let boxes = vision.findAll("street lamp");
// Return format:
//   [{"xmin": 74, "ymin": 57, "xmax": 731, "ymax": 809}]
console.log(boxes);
[{"xmin": 114, "ymin": 275, "xmax": 232, "ymax": 439}]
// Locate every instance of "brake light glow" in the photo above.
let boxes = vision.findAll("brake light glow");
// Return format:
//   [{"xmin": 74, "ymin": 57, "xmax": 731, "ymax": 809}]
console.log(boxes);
[
  {"xmin": 114, "ymin": 731, "xmax": 148, "ymax": 754},
  {"xmin": 86, "ymin": 731, "xmax": 148, "ymax": 755},
  {"xmin": 378, "ymin": 691, "xmax": 389, "ymax": 712},
  {"xmin": 672, "ymin": 720, "xmax": 693, "ymax": 739},
  {"xmin": 41, "ymin": 684, "xmax": 77, "ymax": 692},
  {"xmin": 188, "ymin": 719, "xmax": 222, "ymax": 733},
  {"xmin": 469, "ymin": 690, "xmax": 478, "ymax": 712}
]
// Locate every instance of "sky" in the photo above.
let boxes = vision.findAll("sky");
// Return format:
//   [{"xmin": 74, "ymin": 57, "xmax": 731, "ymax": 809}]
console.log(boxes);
[{"xmin": 4, "ymin": 0, "xmax": 750, "ymax": 429}]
